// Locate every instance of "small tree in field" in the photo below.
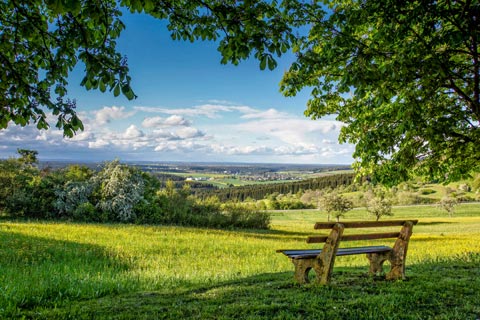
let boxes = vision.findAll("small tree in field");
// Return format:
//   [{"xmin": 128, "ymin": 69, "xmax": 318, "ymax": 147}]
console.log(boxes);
[
  {"xmin": 320, "ymin": 192, "xmax": 353, "ymax": 222},
  {"xmin": 437, "ymin": 196, "xmax": 458, "ymax": 217},
  {"xmin": 366, "ymin": 197, "xmax": 393, "ymax": 221}
]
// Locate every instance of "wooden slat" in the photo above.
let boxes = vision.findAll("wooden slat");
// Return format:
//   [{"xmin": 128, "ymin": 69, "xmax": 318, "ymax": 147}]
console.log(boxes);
[
  {"xmin": 341, "ymin": 232, "xmax": 400, "ymax": 241},
  {"xmin": 277, "ymin": 246, "xmax": 392, "ymax": 259},
  {"xmin": 276, "ymin": 249, "xmax": 318, "ymax": 253},
  {"xmin": 314, "ymin": 220, "xmax": 418, "ymax": 229},
  {"xmin": 336, "ymin": 245, "xmax": 391, "ymax": 256},
  {"xmin": 307, "ymin": 232, "xmax": 401, "ymax": 243},
  {"xmin": 305, "ymin": 235, "xmax": 329, "ymax": 243},
  {"xmin": 277, "ymin": 249, "xmax": 321, "ymax": 258}
]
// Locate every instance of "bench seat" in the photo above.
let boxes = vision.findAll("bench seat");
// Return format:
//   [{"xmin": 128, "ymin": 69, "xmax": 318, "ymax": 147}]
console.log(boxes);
[{"xmin": 279, "ymin": 245, "xmax": 392, "ymax": 260}]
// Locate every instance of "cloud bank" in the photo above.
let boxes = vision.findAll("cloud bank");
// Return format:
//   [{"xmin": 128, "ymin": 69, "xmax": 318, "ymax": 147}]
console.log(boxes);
[{"xmin": 0, "ymin": 102, "xmax": 354, "ymax": 164}]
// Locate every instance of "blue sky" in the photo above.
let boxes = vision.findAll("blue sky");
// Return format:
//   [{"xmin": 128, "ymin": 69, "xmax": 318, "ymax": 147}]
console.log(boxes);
[{"xmin": 0, "ymin": 12, "xmax": 354, "ymax": 164}]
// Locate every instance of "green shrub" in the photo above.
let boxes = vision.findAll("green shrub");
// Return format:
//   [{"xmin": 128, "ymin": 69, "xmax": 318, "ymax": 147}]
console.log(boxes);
[
  {"xmin": 220, "ymin": 203, "xmax": 270, "ymax": 229},
  {"xmin": 73, "ymin": 202, "xmax": 98, "ymax": 222},
  {"xmin": 54, "ymin": 181, "xmax": 95, "ymax": 219},
  {"xmin": 395, "ymin": 191, "xmax": 423, "ymax": 205},
  {"xmin": 95, "ymin": 161, "xmax": 145, "ymax": 222}
]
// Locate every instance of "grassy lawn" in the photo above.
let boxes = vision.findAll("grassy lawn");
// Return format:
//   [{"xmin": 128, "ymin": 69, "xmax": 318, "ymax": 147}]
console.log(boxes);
[{"xmin": 1, "ymin": 204, "xmax": 480, "ymax": 319}]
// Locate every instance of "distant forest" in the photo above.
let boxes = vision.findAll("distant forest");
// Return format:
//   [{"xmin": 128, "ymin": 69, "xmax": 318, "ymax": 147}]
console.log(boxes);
[{"xmin": 195, "ymin": 173, "xmax": 356, "ymax": 202}]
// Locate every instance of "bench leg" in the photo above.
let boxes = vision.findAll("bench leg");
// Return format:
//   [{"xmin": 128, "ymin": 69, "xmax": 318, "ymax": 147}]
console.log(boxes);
[
  {"xmin": 387, "ymin": 248, "xmax": 408, "ymax": 280},
  {"xmin": 312, "ymin": 256, "xmax": 332, "ymax": 285},
  {"xmin": 386, "ymin": 221, "xmax": 414, "ymax": 280},
  {"xmin": 366, "ymin": 252, "xmax": 390, "ymax": 276},
  {"xmin": 292, "ymin": 259, "xmax": 315, "ymax": 284},
  {"xmin": 313, "ymin": 223, "xmax": 345, "ymax": 285}
]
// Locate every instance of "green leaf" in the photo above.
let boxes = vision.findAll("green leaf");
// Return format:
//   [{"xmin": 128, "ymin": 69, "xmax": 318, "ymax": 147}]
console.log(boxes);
[
  {"xmin": 99, "ymin": 80, "xmax": 106, "ymax": 93},
  {"xmin": 267, "ymin": 56, "xmax": 277, "ymax": 70},
  {"xmin": 125, "ymin": 89, "xmax": 135, "ymax": 100},
  {"xmin": 260, "ymin": 56, "xmax": 267, "ymax": 70},
  {"xmin": 84, "ymin": 79, "xmax": 92, "ymax": 90},
  {"xmin": 121, "ymin": 84, "xmax": 135, "ymax": 100},
  {"xmin": 113, "ymin": 84, "xmax": 121, "ymax": 97}
]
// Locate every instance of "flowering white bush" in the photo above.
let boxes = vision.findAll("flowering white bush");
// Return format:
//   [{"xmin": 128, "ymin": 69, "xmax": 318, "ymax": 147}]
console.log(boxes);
[
  {"xmin": 95, "ymin": 160, "xmax": 145, "ymax": 222},
  {"xmin": 54, "ymin": 181, "xmax": 94, "ymax": 216}
]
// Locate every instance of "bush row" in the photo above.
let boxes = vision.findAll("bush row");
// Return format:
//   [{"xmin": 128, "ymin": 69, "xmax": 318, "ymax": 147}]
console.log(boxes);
[{"xmin": 0, "ymin": 158, "xmax": 270, "ymax": 229}]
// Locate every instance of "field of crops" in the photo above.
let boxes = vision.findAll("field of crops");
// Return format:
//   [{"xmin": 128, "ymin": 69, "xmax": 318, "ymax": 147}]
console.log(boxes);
[{"xmin": 1, "ymin": 203, "xmax": 480, "ymax": 319}]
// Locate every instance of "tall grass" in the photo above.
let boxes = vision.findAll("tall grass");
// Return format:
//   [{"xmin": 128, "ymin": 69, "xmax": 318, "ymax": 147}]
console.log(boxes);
[{"xmin": 1, "ymin": 203, "xmax": 480, "ymax": 318}]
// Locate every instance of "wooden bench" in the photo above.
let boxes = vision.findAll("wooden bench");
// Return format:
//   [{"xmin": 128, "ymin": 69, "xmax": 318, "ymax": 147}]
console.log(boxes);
[{"xmin": 277, "ymin": 220, "xmax": 418, "ymax": 285}]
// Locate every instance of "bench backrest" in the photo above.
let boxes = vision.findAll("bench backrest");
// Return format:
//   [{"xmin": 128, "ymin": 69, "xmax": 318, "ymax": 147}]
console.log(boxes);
[{"xmin": 307, "ymin": 220, "xmax": 418, "ymax": 244}]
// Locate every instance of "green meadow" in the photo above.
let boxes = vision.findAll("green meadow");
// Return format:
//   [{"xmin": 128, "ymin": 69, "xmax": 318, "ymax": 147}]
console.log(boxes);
[{"xmin": 1, "ymin": 204, "xmax": 480, "ymax": 319}]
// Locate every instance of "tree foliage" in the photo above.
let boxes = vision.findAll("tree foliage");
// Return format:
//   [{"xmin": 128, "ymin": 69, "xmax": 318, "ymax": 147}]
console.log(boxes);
[
  {"xmin": 1, "ymin": 0, "xmax": 292, "ymax": 136},
  {"xmin": 0, "ymin": 150, "xmax": 61, "ymax": 217},
  {"xmin": 320, "ymin": 191, "xmax": 353, "ymax": 222},
  {"xmin": 437, "ymin": 196, "xmax": 458, "ymax": 216},
  {"xmin": 16, "ymin": 148, "xmax": 38, "ymax": 166},
  {"xmin": 366, "ymin": 197, "xmax": 393, "ymax": 221},
  {"xmin": 1, "ymin": 0, "xmax": 129, "ymax": 136},
  {"xmin": 281, "ymin": 0, "xmax": 480, "ymax": 184}
]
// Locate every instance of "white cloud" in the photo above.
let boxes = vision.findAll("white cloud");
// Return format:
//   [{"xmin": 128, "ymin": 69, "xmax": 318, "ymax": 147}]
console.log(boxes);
[
  {"xmin": 231, "ymin": 116, "xmax": 342, "ymax": 147},
  {"xmin": 88, "ymin": 139, "xmax": 110, "ymax": 149},
  {"xmin": 70, "ymin": 131, "xmax": 95, "ymax": 142},
  {"xmin": 321, "ymin": 139, "xmax": 337, "ymax": 145},
  {"xmin": 0, "ymin": 122, "xmax": 63, "ymax": 146},
  {"xmin": 175, "ymin": 127, "xmax": 204, "ymax": 139},
  {"xmin": 35, "ymin": 132, "xmax": 48, "ymax": 141},
  {"xmin": 93, "ymin": 106, "xmax": 135, "ymax": 125},
  {"xmin": 142, "ymin": 115, "xmax": 191, "ymax": 128},
  {"xmin": 240, "ymin": 108, "xmax": 290, "ymax": 120},
  {"xmin": 154, "ymin": 141, "xmax": 209, "ymax": 153},
  {"xmin": 123, "ymin": 125, "xmax": 144, "ymax": 139},
  {"xmin": 135, "ymin": 104, "xmax": 257, "ymax": 119},
  {"xmin": 152, "ymin": 129, "xmax": 177, "ymax": 140},
  {"xmin": 164, "ymin": 115, "xmax": 190, "ymax": 126}
]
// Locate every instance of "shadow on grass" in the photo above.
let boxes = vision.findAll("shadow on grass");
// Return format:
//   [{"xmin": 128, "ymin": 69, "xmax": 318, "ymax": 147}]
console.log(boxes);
[
  {"xmin": 25, "ymin": 255, "xmax": 480, "ymax": 320},
  {"xmin": 417, "ymin": 221, "xmax": 456, "ymax": 226},
  {"xmin": 0, "ymin": 231, "xmax": 134, "ymax": 317},
  {"xmin": 233, "ymin": 228, "xmax": 312, "ymax": 242}
]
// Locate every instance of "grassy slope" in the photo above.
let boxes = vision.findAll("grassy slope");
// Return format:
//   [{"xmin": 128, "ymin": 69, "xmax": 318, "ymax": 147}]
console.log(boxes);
[{"xmin": 1, "ymin": 204, "xmax": 480, "ymax": 319}]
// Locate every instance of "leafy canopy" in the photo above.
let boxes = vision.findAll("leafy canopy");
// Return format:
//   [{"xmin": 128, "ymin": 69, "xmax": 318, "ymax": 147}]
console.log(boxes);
[
  {"xmin": 2, "ymin": 0, "xmax": 479, "ymax": 184},
  {"xmin": 1, "ymin": 0, "xmax": 292, "ymax": 136},
  {"xmin": 281, "ymin": 0, "xmax": 480, "ymax": 184}
]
